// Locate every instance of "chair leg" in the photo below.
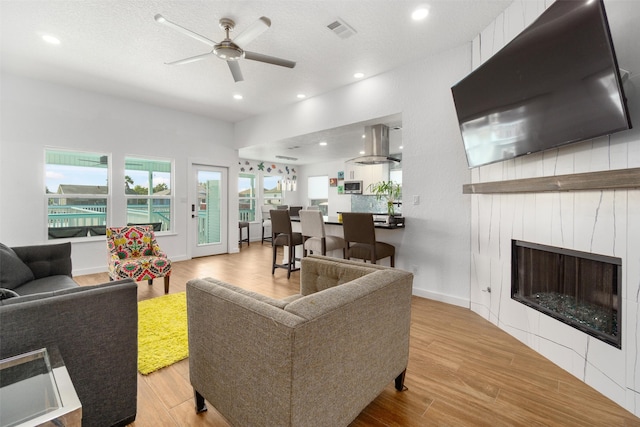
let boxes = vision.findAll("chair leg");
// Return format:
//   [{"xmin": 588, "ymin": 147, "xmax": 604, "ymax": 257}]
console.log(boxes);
[
  {"xmin": 194, "ymin": 390, "xmax": 207, "ymax": 413},
  {"xmin": 164, "ymin": 276, "xmax": 170, "ymax": 294},
  {"xmin": 272, "ymin": 244, "xmax": 277, "ymax": 275},
  {"xmin": 148, "ymin": 279, "xmax": 153, "ymax": 285},
  {"xmin": 391, "ymin": 255, "xmax": 395, "ymax": 268},
  {"xmin": 395, "ymin": 369, "xmax": 407, "ymax": 391}
]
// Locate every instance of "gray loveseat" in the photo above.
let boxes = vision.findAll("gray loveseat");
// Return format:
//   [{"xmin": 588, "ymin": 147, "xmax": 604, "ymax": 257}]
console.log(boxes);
[
  {"xmin": 187, "ymin": 255, "xmax": 414, "ymax": 427},
  {"xmin": 0, "ymin": 242, "xmax": 77, "ymax": 296},
  {"xmin": 0, "ymin": 242, "xmax": 138, "ymax": 427}
]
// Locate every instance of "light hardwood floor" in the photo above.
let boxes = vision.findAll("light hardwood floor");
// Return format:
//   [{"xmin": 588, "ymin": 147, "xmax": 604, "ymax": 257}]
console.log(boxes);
[{"xmin": 74, "ymin": 244, "xmax": 640, "ymax": 426}]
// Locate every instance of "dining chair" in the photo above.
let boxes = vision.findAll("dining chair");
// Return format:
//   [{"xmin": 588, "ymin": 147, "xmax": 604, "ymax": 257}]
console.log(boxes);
[
  {"xmin": 299, "ymin": 209, "xmax": 346, "ymax": 258},
  {"xmin": 341, "ymin": 212, "xmax": 395, "ymax": 267},
  {"xmin": 289, "ymin": 206, "xmax": 303, "ymax": 217},
  {"xmin": 270, "ymin": 209, "xmax": 303, "ymax": 278},
  {"xmin": 261, "ymin": 205, "xmax": 273, "ymax": 245}
]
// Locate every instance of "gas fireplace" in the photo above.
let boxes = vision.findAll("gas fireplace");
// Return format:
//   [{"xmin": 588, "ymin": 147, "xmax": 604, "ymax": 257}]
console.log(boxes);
[{"xmin": 511, "ymin": 240, "xmax": 622, "ymax": 348}]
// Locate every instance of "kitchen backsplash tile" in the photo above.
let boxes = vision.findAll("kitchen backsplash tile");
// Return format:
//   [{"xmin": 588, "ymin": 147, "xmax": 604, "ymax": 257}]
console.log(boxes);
[{"xmin": 351, "ymin": 195, "xmax": 402, "ymax": 215}]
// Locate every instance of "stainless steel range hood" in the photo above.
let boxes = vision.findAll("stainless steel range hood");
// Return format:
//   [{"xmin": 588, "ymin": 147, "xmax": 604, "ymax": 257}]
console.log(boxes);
[{"xmin": 347, "ymin": 124, "xmax": 400, "ymax": 165}]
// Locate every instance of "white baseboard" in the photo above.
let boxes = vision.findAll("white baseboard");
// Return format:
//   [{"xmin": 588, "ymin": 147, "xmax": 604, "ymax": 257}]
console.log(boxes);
[{"xmin": 412, "ymin": 288, "xmax": 470, "ymax": 308}]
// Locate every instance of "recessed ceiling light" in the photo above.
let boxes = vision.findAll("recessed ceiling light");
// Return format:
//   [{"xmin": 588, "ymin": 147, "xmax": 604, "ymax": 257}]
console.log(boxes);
[
  {"xmin": 354, "ymin": 72, "xmax": 365, "ymax": 79},
  {"xmin": 359, "ymin": 150, "xmax": 365, "ymax": 155},
  {"xmin": 399, "ymin": 145, "xmax": 404, "ymax": 150},
  {"xmin": 297, "ymin": 94, "xmax": 306, "ymax": 99},
  {"xmin": 319, "ymin": 141, "xmax": 327, "ymax": 146},
  {"xmin": 362, "ymin": 134, "xmax": 366, "ymax": 139},
  {"xmin": 42, "ymin": 34, "xmax": 61, "ymax": 45},
  {"xmin": 412, "ymin": 7, "xmax": 430, "ymax": 21},
  {"xmin": 233, "ymin": 94, "xmax": 243, "ymax": 100}
]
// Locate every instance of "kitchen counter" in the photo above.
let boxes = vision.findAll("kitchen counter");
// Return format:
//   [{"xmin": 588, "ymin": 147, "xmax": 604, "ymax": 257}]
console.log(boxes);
[
  {"xmin": 286, "ymin": 214, "xmax": 405, "ymax": 267},
  {"xmin": 290, "ymin": 215, "xmax": 404, "ymax": 229}
]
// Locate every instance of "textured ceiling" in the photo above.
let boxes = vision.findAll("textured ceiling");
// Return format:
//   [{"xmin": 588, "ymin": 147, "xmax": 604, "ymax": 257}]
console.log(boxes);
[{"xmin": 0, "ymin": 0, "xmax": 514, "ymax": 164}]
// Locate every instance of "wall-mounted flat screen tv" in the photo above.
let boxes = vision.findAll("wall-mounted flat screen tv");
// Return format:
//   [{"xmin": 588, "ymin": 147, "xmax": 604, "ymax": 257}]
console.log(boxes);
[{"xmin": 451, "ymin": 0, "xmax": 632, "ymax": 169}]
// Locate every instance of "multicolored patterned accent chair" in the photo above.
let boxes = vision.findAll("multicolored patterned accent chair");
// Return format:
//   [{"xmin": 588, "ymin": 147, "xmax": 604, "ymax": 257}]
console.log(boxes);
[{"xmin": 106, "ymin": 225, "xmax": 171, "ymax": 293}]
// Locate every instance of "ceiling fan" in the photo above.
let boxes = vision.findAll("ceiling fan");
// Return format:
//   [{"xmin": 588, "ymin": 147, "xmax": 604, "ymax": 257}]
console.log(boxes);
[{"xmin": 154, "ymin": 14, "xmax": 296, "ymax": 82}]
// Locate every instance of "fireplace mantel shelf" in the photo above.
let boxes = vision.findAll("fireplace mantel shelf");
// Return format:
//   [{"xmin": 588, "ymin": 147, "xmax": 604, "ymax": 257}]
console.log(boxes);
[{"xmin": 463, "ymin": 167, "xmax": 640, "ymax": 194}]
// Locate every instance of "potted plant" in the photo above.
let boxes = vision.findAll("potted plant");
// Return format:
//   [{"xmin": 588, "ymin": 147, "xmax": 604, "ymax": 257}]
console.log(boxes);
[{"xmin": 367, "ymin": 181, "xmax": 402, "ymax": 218}]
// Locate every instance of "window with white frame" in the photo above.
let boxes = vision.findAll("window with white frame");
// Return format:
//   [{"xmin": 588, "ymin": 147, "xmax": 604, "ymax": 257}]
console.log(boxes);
[
  {"xmin": 125, "ymin": 157, "xmax": 172, "ymax": 232},
  {"xmin": 239, "ymin": 173, "xmax": 256, "ymax": 221},
  {"xmin": 308, "ymin": 175, "xmax": 329, "ymax": 216},
  {"xmin": 45, "ymin": 149, "xmax": 109, "ymax": 239},
  {"xmin": 262, "ymin": 174, "xmax": 283, "ymax": 207}
]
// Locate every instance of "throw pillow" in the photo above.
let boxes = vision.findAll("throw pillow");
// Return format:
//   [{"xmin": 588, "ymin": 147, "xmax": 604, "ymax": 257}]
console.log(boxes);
[{"xmin": 0, "ymin": 243, "xmax": 35, "ymax": 289}]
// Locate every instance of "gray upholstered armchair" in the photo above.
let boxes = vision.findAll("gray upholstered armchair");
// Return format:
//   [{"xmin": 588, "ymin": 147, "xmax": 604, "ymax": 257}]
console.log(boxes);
[{"xmin": 186, "ymin": 255, "xmax": 413, "ymax": 427}]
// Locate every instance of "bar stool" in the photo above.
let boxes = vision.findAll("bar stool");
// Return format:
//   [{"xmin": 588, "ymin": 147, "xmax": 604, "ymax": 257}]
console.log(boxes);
[
  {"xmin": 299, "ymin": 209, "xmax": 346, "ymax": 258},
  {"xmin": 238, "ymin": 221, "xmax": 250, "ymax": 247},
  {"xmin": 341, "ymin": 212, "xmax": 395, "ymax": 267},
  {"xmin": 270, "ymin": 209, "xmax": 303, "ymax": 278}
]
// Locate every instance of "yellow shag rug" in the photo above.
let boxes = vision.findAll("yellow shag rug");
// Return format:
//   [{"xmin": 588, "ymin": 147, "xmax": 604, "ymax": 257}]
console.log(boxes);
[{"xmin": 138, "ymin": 292, "xmax": 188, "ymax": 375}]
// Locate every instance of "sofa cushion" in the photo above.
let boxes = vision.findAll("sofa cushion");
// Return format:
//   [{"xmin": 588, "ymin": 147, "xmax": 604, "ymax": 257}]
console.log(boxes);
[
  {"xmin": 12, "ymin": 243, "xmax": 72, "ymax": 279},
  {"xmin": 0, "ymin": 243, "xmax": 35, "ymax": 290},
  {"xmin": 14, "ymin": 275, "xmax": 78, "ymax": 296},
  {"xmin": 196, "ymin": 277, "xmax": 290, "ymax": 309}
]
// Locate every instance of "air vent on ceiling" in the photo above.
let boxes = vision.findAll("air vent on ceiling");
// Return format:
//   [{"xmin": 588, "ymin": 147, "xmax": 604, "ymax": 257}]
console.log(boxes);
[
  {"xmin": 327, "ymin": 18, "xmax": 357, "ymax": 39},
  {"xmin": 276, "ymin": 155, "xmax": 298, "ymax": 161}
]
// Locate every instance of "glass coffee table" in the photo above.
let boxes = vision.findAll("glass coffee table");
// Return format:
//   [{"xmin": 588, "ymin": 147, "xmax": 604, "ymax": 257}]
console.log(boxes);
[{"xmin": 0, "ymin": 348, "xmax": 82, "ymax": 427}]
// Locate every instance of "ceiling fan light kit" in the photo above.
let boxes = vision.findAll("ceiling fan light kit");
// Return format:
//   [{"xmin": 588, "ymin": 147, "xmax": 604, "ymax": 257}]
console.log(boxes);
[
  {"xmin": 155, "ymin": 13, "xmax": 296, "ymax": 82},
  {"xmin": 214, "ymin": 41, "xmax": 244, "ymax": 61}
]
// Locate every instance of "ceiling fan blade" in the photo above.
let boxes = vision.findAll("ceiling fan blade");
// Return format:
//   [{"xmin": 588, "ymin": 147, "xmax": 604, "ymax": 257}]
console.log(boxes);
[
  {"xmin": 228, "ymin": 61, "xmax": 244, "ymax": 82},
  {"xmin": 154, "ymin": 14, "xmax": 217, "ymax": 47},
  {"xmin": 165, "ymin": 52, "xmax": 214, "ymax": 65},
  {"xmin": 244, "ymin": 51, "xmax": 296, "ymax": 68},
  {"xmin": 232, "ymin": 16, "xmax": 271, "ymax": 48}
]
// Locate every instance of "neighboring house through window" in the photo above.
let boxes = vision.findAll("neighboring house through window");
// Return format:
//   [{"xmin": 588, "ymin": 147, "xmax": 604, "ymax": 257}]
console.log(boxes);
[
  {"xmin": 45, "ymin": 149, "xmax": 109, "ymax": 239},
  {"xmin": 263, "ymin": 174, "xmax": 283, "ymax": 207},
  {"xmin": 238, "ymin": 173, "xmax": 256, "ymax": 221},
  {"xmin": 125, "ymin": 157, "xmax": 173, "ymax": 232}
]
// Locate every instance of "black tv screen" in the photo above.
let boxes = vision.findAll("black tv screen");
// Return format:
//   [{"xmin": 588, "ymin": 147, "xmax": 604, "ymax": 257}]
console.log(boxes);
[{"xmin": 451, "ymin": 0, "xmax": 632, "ymax": 169}]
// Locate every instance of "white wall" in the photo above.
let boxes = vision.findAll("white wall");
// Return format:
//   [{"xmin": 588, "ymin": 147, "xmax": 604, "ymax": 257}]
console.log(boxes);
[
  {"xmin": 235, "ymin": 45, "xmax": 473, "ymax": 307},
  {"xmin": 468, "ymin": 0, "xmax": 640, "ymax": 417},
  {"xmin": 0, "ymin": 73, "xmax": 238, "ymax": 274}
]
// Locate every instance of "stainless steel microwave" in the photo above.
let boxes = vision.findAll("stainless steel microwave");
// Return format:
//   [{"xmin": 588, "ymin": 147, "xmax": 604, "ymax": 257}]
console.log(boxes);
[{"xmin": 343, "ymin": 180, "xmax": 363, "ymax": 194}]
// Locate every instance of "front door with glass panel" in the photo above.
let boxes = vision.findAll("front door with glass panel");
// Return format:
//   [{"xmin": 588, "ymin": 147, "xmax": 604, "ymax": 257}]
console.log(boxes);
[{"xmin": 192, "ymin": 165, "xmax": 228, "ymax": 257}]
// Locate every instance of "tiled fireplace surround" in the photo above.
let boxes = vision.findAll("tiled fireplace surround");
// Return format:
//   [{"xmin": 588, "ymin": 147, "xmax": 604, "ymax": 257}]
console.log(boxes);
[
  {"xmin": 469, "ymin": 168, "xmax": 639, "ymax": 416},
  {"xmin": 469, "ymin": 1, "xmax": 639, "ymax": 417}
]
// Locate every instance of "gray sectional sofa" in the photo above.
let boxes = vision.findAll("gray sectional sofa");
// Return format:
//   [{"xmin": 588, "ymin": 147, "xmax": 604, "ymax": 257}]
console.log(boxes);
[{"xmin": 0, "ymin": 242, "xmax": 138, "ymax": 427}]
